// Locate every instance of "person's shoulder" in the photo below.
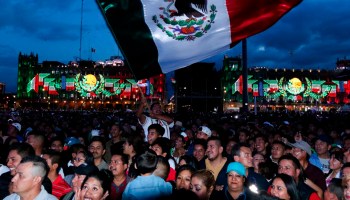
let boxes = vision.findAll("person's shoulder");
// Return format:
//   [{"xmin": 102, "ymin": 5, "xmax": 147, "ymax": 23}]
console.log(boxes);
[{"xmin": 3, "ymin": 193, "xmax": 18, "ymax": 200}]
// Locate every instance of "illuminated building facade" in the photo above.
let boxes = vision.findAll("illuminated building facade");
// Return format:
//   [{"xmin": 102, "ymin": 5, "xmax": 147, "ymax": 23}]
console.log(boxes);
[
  {"xmin": 17, "ymin": 53, "xmax": 166, "ymax": 109},
  {"xmin": 223, "ymin": 56, "xmax": 350, "ymax": 112}
]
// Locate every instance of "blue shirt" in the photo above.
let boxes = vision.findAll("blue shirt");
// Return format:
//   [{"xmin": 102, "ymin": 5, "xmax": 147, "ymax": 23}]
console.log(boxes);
[{"xmin": 122, "ymin": 175, "xmax": 172, "ymax": 200}]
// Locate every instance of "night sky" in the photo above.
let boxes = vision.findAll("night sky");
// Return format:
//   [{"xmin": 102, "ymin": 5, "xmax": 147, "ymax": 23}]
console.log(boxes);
[{"xmin": 1, "ymin": 0, "xmax": 349, "ymax": 92}]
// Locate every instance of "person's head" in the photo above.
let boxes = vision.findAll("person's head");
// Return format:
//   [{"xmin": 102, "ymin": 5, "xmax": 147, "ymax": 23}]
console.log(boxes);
[
  {"xmin": 147, "ymin": 124, "xmax": 165, "ymax": 144},
  {"xmin": 153, "ymin": 156, "xmax": 170, "ymax": 180},
  {"xmin": 270, "ymin": 173, "xmax": 300, "ymax": 200},
  {"xmin": 123, "ymin": 134, "xmax": 144, "ymax": 156},
  {"xmin": 150, "ymin": 102, "xmax": 162, "ymax": 115},
  {"xmin": 226, "ymin": 162, "xmax": 246, "ymax": 194},
  {"xmin": 81, "ymin": 169, "xmax": 113, "ymax": 200},
  {"xmin": 252, "ymin": 153, "xmax": 265, "ymax": 172},
  {"xmin": 109, "ymin": 153, "xmax": 128, "ymax": 177},
  {"xmin": 110, "ymin": 124, "xmax": 122, "ymax": 141},
  {"xmin": 344, "ymin": 145, "xmax": 350, "ymax": 163},
  {"xmin": 225, "ymin": 139, "xmax": 237, "ymax": 156},
  {"xmin": 330, "ymin": 151, "xmax": 344, "ymax": 171},
  {"xmin": 175, "ymin": 134, "xmax": 186, "ymax": 149},
  {"xmin": 193, "ymin": 139, "xmax": 207, "ymax": 162},
  {"xmin": 7, "ymin": 122, "xmax": 21, "ymax": 137},
  {"xmin": 315, "ymin": 135, "xmax": 332, "ymax": 156},
  {"xmin": 325, "ymin": 178, "xmax": 343, "ymax": 200},
  {"xmin": 278, "ymin": 154, "xmax": 303, "ymax": 183},
  {"xmin": 72, "ymin": 164, "xmax": 99, "ymax": 190},
  {"xmin": 190, "ymin": 169, "xmax": 215, "ymax": 200},
  {"xmin": 136, "ymin": 149, "xmax": 158, "ymax": 174},
  {"xmin": 11, "ymin": 156, "xmax": 48, "ymax": 196},
  {"xmin": 205, "ymin": 136, "xmax": 223, "ymax": 161},
  {"xmin": 232, "ymin": 143, "xmax": 253, "ymax": 168},
  {"xmin": 49, "ymin": 137, "xmax": 64, "ymax": 152},
  {"xmin": 176, "ymin": 164, "xmax": 196, "ymax": 190},
  {"xmin": 7, "ymin": 143, "xmax": 35, "ymax": 175},
  {"xmin": 343, "ymin": 175, "xmax": 350, "ymax": 200},
  {"xmin": 271, "ymin": 141, "xmax": 286, "ymax": 162},
  {"xmin": 255, "ymin": 134, "xmax": 268, "ymax": 154},
  {"xmin": 26, "ymin": 132, "xmax": 45, "ymax": 150},
  {"xmin": 68, "ymin": 143, "xmax": 85, "ymax": 160},
  {"xmin": 291, "ymin": 140, "xmax": 311, "ymax": 161},
  {"xmin": 196, "ymin": 126, "xmax": 211, "ymax": 140},
  {"xmin": 42, "ymin": 149, "xmax": 62, "ymax": 174},
  {"xmin": 342, "ymin": 163, "xmax": 350, "ymax": 178},
  {"xmin": 88, "ymin": 136, "xmax": 106, "ymax": 160},
  {"xmin": 238, "ymin": 129, "xmax": 249, "ymax": 143},
  {"xmin": 74, "ymin": 150, "xmax": 94, "ymax": 167},
  {"xmin": 178, "ymin": 155, "xmax": 199, "ymax": 170},
  {"xmin": 151, "ymin": 137, "xmax": 171, "ymax": 157}
]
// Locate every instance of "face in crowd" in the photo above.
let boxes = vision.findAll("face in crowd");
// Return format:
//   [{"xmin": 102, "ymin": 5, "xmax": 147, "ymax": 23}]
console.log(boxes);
[
  {"xmin": 89, "ymin": 141, "xmax": 105, "ymax": 159},
  {"xmin": 193, "ymin": 144, "xmax": 206, "ymax": 162}
]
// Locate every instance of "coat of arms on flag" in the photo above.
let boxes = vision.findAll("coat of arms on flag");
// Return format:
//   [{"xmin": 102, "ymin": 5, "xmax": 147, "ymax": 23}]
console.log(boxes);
[{"xmin": 152, "ymin": 0, "xmax": 216, "ymax": 41}]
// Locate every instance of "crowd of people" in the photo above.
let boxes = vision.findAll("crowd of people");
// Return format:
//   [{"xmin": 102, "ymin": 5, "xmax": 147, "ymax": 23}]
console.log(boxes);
[{"xmin": 0, "ymin": 101, "xmax": 350, "ymax": 200}]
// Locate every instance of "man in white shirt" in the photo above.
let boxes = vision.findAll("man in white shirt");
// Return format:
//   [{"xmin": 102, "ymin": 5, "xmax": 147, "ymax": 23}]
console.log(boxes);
[{"xmin": 136, "ymin": 97, "xmax": 174, "ymax": 141}]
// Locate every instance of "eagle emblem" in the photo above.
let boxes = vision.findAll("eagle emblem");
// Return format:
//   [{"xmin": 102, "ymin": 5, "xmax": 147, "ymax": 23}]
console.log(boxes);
[{"xmin": 152, "ymin": 0, "xmax": 217, "ymax": 41}]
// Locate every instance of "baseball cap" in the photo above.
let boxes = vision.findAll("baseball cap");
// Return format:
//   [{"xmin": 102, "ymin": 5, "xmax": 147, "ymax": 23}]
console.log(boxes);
[
  {"xmin": 198, "ymin": 126, "xmax": 211, "ymax": 137},
  {"xmin": 291, "ymin": 140, "xmax": 312, "ymax": 156},
  {"xmin": 11, "ymin": 123, "xmax": 21, "ymax": 132},
  {"xmin": 74, "ymin": 164, "xmax": 99, "ymax": 176},
  {"xmin": 227, "ymin": 162, "xmax": 246, "ymax": 177}
]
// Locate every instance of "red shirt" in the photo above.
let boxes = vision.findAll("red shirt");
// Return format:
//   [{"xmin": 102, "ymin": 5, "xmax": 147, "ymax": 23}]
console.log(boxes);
[{"xmin": 52, "ymin": 175, "xmax": 72, "ymax": 199}]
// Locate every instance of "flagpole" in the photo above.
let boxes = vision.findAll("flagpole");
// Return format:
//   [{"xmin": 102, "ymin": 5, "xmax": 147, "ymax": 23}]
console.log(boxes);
[{"xmin": 242, "ymin": 38, "xmax": 249, "ymax": 113}]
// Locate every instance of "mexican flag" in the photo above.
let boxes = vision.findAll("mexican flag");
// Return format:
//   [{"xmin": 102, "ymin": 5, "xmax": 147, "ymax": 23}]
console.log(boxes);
[{"xmin": 97, "ymin": 0, "xmax": 302, "ymax": 79}]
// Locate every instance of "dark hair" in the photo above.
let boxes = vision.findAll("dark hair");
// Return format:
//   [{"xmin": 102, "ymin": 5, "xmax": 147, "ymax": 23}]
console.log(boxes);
[
  {"xmin": 153, "ymin": 156, "xmax": 170, "ymax": 180},
  {"xmin": 231, "ymin": 143, "xmax": 250, "ymax": 157},
  {"xmin": 176, "ymin": 164, "xmax": 196, "ymax": 178},
  {"xmin": 254, "ymin": 134, "xmax": 268, "ymax": 143},
  {"xmin": 150, "ymin": 102, "xmax": 161, "ymax": 110},
  {"xmin": 148, "ymin": 124, "xmax": 165, "ymax": 136},
  {"xmin": 278, "ymin": 154, "xmax": 304, "ymax": 182},
  {"xmin": 82, "ymin": 169, "xmax": 113, "ymax": 198},
  {"xmin": 43, "ymin": 149, "xmax": 63, "ymax": 174},
  {"xmin": 151, "ymin": 137, "xmax": 171, "ymax": 156},
  {"xmin": 178, "ymin": 155, "xmax": 199, "ymax": 170},
  {"xmin": 193, "ymin": 139, "xmax": 207, "ymax": 150},
  {"xmin": 342, "ymin": 162, "xmax": 350, "ymax": 171},
  {"xmin": 136, "ymin": 149, "xmax": 158, "ymax": 174},
  {"xmin": 89, "ymin": 136, "xmax": 106, "ymax": 150},
  {"xmin": 330, "ymin": 151, "xmax": 344, "ymax": 164},
  {"xmin": 76, "ymin": 149, "xmax": 94, "ymax": 165},
  {"xmin": 328, "ymin": 178, "xmax": 343, "ymax": 200},
  {"xmin": 271, "ymin": 173, "xmax": 300, "ymax": 200},
  {"xmin": 111, "ymin": 152, "xmax": 129, "ymax": 165},
  {"xmin": 207, "ymin": 136, "xmax": 222, "ymax": 147},
  {"xmin": 9, "ymin": 142, "xmax": 35, "ymax": 158},
  {"xmin": 271, "ymin": 140, "xmax": 286, "ymax": 150},
  {"xmin": 125, "ymin": 134, "xmax": 145, "ymax": 155}
]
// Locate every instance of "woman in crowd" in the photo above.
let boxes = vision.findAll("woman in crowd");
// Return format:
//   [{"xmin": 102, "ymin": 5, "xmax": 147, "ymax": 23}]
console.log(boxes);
[
  {"xmin": 176, "ymin": 164, "xmax": 196, "ymax": 190},
  {"xmin": 190, "ymin": 169, "xmax": 215, "ymax": 200},
  {"xmin": 172, "ymin": 134, "xmax": 187, "ymax": 164},
  {"xmin": 343, "ymin": 174, "xmax": 350, "ymax": 200},
  {"xmin": 270, "ymin": 173, "xmax": 300, "ymax": 200},
  {"xmin": 252, "ymin": 152, "xmax": 265, "ymax": 174},
  {"xmin": 178, "ymin": 155, "xmax": 199, "ymax": 170},
  {"xmin": 76, "ymin": 169, "xmax": 113, "ymax": 200},
  {"xmin": 122, "ymin": 134, "xmax": 144, "ymax": 178},
  {"xmin": 326, "ymin": 151, "xmax": 344, "ymax": 186}
]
